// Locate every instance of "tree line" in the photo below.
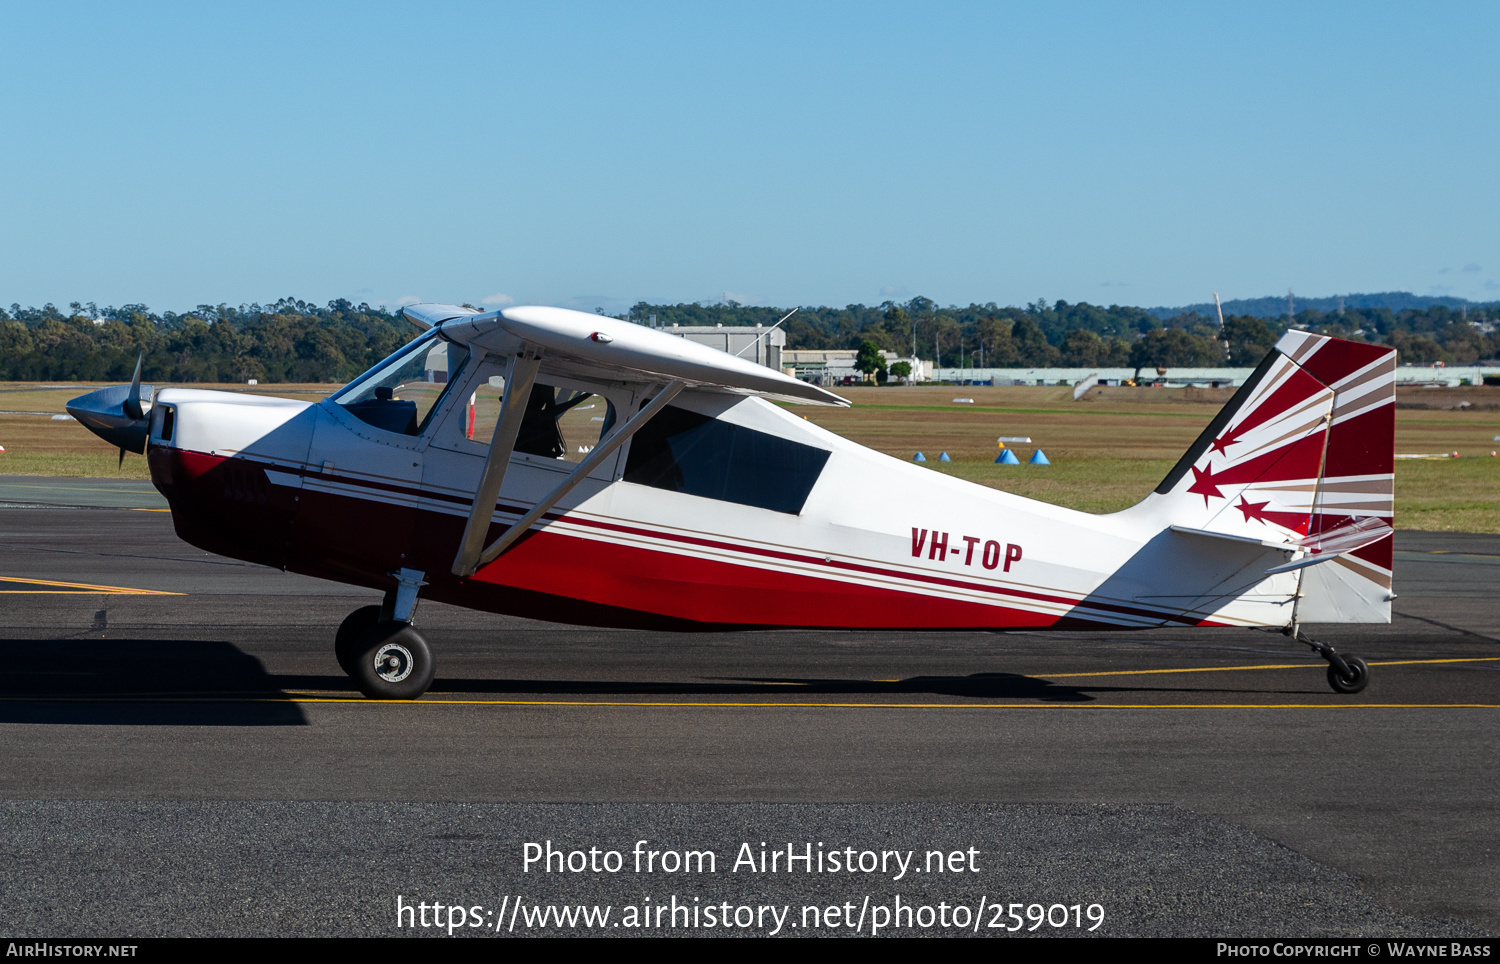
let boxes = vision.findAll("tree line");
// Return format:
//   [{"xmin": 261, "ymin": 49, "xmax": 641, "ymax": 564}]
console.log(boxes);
[
  {"xmin": 629, "ymin": 297, "xmax": 1500, "ymax": 370},
  {"xmin": 0, "ymin": 299, "xmax": 411, "ymax": 383},
  {"xmin": 0, "ymin": 295, "xmax": 1494, "ymax": 384}
]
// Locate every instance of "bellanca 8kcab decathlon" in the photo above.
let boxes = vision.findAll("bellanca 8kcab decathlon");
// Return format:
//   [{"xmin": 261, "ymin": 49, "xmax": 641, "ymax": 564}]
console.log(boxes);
[{"xmin": 67, "ymin": 304, "xmax": 1397, "ymax": 700}]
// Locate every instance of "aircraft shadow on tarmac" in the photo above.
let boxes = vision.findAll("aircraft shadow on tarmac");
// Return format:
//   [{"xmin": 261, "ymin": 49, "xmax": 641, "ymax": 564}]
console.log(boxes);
[
  {"xmin": 0, "ymin": 638, "xmax": 1328, "ymax": 722},
  {"xmin": 397, "ymin": 672, "xmax": 1316, "ymax": 702},
  {"xmin": 0, "ymin": 638, "xmax": 308, "ymax": 726},
  {"xmin": 411, "ymin": 672, "xmax": 1099, "ymax": 701}
]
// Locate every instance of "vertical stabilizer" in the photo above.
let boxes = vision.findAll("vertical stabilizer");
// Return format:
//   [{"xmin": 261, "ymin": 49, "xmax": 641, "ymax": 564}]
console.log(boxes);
[{"xmin": 1131, "ymin": 331, "xmax": 1396, "ymax": 623}]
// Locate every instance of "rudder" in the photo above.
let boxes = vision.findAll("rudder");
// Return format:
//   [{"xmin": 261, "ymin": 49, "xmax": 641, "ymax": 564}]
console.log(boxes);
[
  {"xmin": 1277, "ymin": 331, "xmax": 1396, "ymax": 621},
  {"xmin": 1135, "ymin": 330, "xmax": 1395, "ymax": 623}
]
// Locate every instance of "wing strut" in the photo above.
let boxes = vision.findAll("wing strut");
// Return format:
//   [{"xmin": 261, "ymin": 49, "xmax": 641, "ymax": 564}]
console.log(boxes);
[
  {"xmin": 451, "ymin": 349, "xmax": 543, "ymax": 577},
  {"xmin": 457, "ymin": 380, "xmax": 686, "ymax": 576}
]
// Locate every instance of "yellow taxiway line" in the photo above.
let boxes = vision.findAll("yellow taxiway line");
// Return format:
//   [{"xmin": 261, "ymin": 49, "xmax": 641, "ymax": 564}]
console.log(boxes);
[
  {"xmin": 0, "ymin": 576, "xmax": 181, "ymax": 595},
  {"xmin": 0, "ymin": 695, "xmax": 1493, "ymax": 709},
  {"xmin": 322, "ymin": 700, "xmax": 1499, "ymax": 708},
  {"xmin": 746, "ymin": 656, "xmax": 1500, "ymax": 685},
  {"xmin": 1040, "ymin": 656, "xmax": 1500, "ymax": 679}
]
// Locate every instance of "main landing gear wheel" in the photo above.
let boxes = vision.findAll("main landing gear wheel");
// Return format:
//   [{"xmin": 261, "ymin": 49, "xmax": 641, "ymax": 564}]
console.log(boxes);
[
  {"xmin": 335, "ymin": 605, "xmax": 382, "ymax": 675},
  {"xmin": 1327, "ymin": 656, "xmax": 1369, "ymax": 695},
  {"xmin": 350, "ymin": 621, "xmax": 435, "ymax": 700}
]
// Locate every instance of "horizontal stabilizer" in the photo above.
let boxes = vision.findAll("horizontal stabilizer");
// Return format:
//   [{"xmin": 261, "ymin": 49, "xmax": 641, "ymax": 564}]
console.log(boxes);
[
  {"xmin": 1293, "ymin": 516, "xmax": 1393, "ymax": 555},
  {"xmin": 1168, "ymin": 525, "xmax": 1289, "ymax": 550},
  {"xmin": 1264, "ymin": 517, "xmax": 1395, "ymax": 575}
]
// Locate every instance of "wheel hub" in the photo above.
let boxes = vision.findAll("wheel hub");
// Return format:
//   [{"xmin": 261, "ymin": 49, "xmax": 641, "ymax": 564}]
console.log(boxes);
[{"xmin": 373, "ymin": 642, "xmax": 414, "ymax": 683}]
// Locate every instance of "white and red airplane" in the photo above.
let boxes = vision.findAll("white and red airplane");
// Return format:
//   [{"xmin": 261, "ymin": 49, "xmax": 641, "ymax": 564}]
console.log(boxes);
[{"xmin": 68, "ymin": 305, "xmax": 1396, "ymax": 699}]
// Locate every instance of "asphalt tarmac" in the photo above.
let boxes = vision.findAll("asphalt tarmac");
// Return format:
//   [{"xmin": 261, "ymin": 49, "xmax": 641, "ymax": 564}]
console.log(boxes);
[{"xmin": 0, "ymin": 476, "xmax": 1495, "ymax": 938}]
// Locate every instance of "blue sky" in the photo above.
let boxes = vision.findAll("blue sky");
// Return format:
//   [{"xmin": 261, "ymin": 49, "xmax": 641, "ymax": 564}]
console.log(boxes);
[{"xmin": 2, "ymin": 2, "xmax": 1496, "ymax": 314}]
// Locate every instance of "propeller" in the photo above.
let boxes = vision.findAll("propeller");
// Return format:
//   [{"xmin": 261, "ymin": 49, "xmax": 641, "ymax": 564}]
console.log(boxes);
[
  {"xmin": 123, "ymin": 354, "xmax": 145, "ymax": 420},
  {"xmin": 65, "ymin": 353, "xmax": 155, "ymax": 465}
]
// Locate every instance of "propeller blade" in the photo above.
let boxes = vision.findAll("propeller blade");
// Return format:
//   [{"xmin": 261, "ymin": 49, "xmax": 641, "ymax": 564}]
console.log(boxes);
[{"xmin": 123, "ymin": 354, "xmax": 144, "ymax": 420}]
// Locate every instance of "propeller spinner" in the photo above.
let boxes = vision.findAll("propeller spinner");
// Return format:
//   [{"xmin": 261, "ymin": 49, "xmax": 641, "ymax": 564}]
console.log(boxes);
[{"xmin": 66, "ymin": 354, "xmax": 155, "ymax": 464}]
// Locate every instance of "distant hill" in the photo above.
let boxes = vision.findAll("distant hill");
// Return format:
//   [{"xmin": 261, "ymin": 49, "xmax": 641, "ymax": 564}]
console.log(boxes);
[{"xmin": 1148, "ymin": 291, "xmax": 1499, "ymax": 320}]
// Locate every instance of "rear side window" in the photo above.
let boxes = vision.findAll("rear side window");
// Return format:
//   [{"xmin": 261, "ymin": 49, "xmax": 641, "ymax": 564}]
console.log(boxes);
[{"xmin": 624, "ymin": 405, "xmax": 829, "ymax": 514}]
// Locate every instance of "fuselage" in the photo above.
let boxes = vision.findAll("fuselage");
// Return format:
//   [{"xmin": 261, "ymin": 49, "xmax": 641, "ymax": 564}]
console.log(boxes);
[{"xmin": 142, "ymin": 373, "xmax": 1299, "ymax": 633}]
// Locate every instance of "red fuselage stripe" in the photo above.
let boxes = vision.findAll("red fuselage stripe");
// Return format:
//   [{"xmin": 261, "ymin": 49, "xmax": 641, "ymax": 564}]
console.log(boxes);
[{"xmin": 177, "ymin": 448, "xmax": 1224, "ymax": 628}]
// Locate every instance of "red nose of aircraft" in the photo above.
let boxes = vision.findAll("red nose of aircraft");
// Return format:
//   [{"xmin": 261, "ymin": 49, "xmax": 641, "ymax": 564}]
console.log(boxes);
[{"xmin": 65, "ymin": 354, "xmax": 154, "ymax": 460}]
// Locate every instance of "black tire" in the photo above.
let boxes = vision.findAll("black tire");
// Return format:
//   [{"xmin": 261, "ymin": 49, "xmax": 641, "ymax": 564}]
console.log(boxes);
[
  {"xmin": 1327, "ymin": 656, "xmax": 1369, "ymax": 695},
  {"xmin": 335, "ymin": 605, "xmax": 382, "ymax": 676},
  {"xmin": 350, "ymin": 621, "xmax": 435, "ymax": 700}
]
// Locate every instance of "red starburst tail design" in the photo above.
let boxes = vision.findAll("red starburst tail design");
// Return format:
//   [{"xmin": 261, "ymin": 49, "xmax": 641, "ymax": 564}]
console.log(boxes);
[
  {"xmin": 1131, "ymin": 330, "xmax": 1396, "ymax": 625},
  {"xmin": 1154, "ymin": 357, "xmax": 1334, "ymax": 533}
]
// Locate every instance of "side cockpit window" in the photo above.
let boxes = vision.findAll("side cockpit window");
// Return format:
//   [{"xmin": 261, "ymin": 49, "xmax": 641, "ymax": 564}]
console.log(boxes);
[
  {"xmin": 514, "ymin": 385, "xmax": 612, "ymax": 458},
  {"xmin": 332, "ymin": 334, "xmax": 470, "ymax": 436},
  {"xmin": 464, "ymin": 372, "xmax": 618, "ymax": 464},
  {"xmin": 623, "ymin": 405, "xmax": 829, "ymax": 514}
]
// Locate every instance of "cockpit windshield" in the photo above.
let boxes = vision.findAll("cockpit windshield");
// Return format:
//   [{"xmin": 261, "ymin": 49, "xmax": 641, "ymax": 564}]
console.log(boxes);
[{"xmin": 331, "ymin": 332, "xmax": 470, "ymax": 436}]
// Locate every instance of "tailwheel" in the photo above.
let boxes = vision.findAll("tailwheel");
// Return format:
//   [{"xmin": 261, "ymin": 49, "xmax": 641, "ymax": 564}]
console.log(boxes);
[
  {"xmin": 1294, "ymin": 629, "xmax": 1371, "ymax": 695},
  {"xmin": 1326, "ymin": 656, "xmax": 1369, "ymax": 695},
  {"xmin": 335, "ymin": 605, "xmax": 382, "ymax": 675},
  {"xmin": 350, "ymin": 621, "xmax": 435, "ymax": 700}
]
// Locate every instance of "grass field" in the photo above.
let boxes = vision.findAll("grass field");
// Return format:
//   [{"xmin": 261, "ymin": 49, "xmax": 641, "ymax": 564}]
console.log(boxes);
[
  {"xmin": 0, "ymin": 383, "xmax": 330, "ymax": 480},
  {"xmin": 798, "ymin": 385, "xmax": 1500, "ymax": 531},
  {"xmin": 3, "ymin": 381, "xmax": 1498, "ymax": 531}
]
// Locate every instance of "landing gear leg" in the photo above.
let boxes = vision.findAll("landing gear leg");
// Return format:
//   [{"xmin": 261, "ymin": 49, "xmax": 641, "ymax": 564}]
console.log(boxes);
[
  {"xmin": 337, "ymin": 568, "xmax": 435, "ymax": 700},
  {"xmin": 1289, "ymin": 626, "xmax": 1369, "ymax": 695}
]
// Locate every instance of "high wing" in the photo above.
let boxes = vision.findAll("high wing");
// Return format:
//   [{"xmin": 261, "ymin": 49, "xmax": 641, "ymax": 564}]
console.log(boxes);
[
  {"xmin": 402, "ymin": 304, "xmax": 848, "ymax": 577},
  {"xmin": 405, "ymin": 304, "xmax": 849, "ymax": 408}
]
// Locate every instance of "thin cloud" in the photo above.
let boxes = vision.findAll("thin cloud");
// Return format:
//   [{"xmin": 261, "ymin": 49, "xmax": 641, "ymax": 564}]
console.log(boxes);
[
  {"xmin": 394, "ymin": 295, "xmax": 422, "ymax": 306},
  {"xmin": 558, "ymin": 295, "xmax": 629, "ymax": 315},
  {"xmin": 480, "ymin": 293, "xmax": 514, "ymax": 306}
]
